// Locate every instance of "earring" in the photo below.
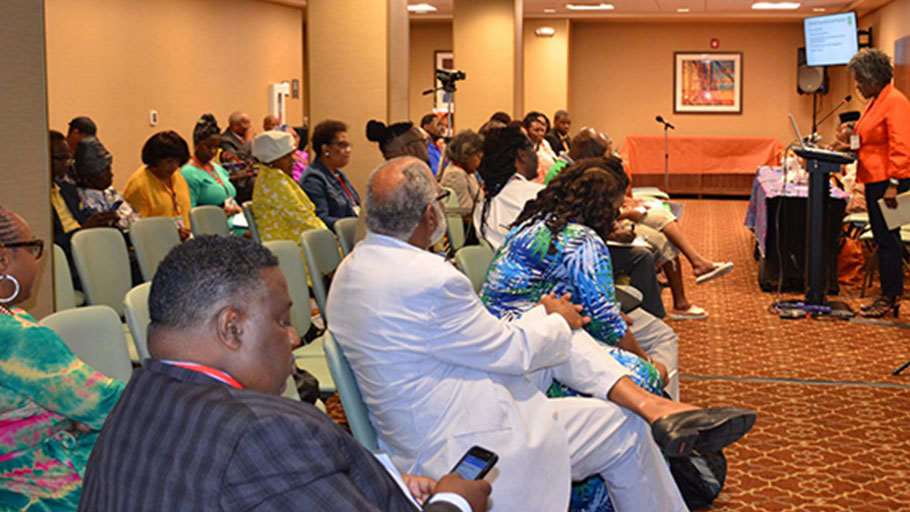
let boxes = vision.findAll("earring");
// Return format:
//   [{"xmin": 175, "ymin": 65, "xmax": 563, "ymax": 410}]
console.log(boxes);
[
  {"xmin": 324, "ymin": 152, "xmax": 330, "ymax": 157},
  {"xmin": 0, "ymin": 275, "xmax": 20, "ymax": 303}
]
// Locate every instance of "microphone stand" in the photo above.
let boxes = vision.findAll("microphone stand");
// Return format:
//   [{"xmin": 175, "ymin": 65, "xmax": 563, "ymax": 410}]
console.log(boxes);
[{"xmin": 663, "ymin": 123, "xmax": 670, "ymax": 192}]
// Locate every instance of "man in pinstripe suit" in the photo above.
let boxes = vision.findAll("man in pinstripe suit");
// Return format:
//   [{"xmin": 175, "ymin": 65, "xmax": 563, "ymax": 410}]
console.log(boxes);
[{"xmin": 78, "ymin": 236, "xmax": 490, "ymax": 511}]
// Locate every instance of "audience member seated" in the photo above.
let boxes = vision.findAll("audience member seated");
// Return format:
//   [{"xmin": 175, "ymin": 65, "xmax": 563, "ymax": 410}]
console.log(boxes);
[
  {"xmin": 481, "ymin": 155, "xmax": 680, "ymax": 511},
  {"xmin": 49, "ymin": 131, "xmax": 119, "ymax": 289},
  {"xmin": 74, "ymin": 136, "xmax": 141, "ymax": 234},
  {"xmin": 220, "ymin": 111, "xmax": 256, "ymax": 202},
  {"xmin": 489, "ymin": 111, "xmax": 511, "ymax": 125},
  {"xmin": 262, "ymin": 114, "xmax": 280, "ymax": 132},
  {"xmin": 0, "ymin": 206, "xmax": 124, "ymax": 511},
  {"xmin": 285, "ymin": 125, "xmax": 311, "ymax": 183},
  {"xmin": 123, "ymin": 131, "xmax": 193, "ymax": 241},
  {"xmin": 78, "ymin": 235, "xmax": 489, "ymax": 512},
  {"xmin": 473, "ymin": 125, "xmax": 547, "ymax": 249},
  {"xmin": 299, "ymin": 120, "xmax": 360, "ymax": 230},
  {"xmin": 65, "ymin": 116, "xmax": 97, "ymax": 153},
  {"xmin": 544, "ymin": 109, "xmax": 572, "ymax": 156},
  {"xmin": 366, "ymin": 120, "xmax": 431, "ymax": 164},
  {"xmin": 251, "ymin": 131, "xmax": 326, "ymax": 245},
  {"xmin": 327, "ymin": 156, "xmax": 755, "ymax": 512},
  {"xmin": 440, "ymin": 130, "xmax": 484, "ymax": 213},
  {"xmin": 180, "ymin": 114, "xmax": 244, "ymax": 234},
  {"xmin": 522, "ymin": 111, "xmax": 557, "ymax": 182},
  {"xmin": 420, "ymin": 113, "xmax": 446, "ymax": 176}
]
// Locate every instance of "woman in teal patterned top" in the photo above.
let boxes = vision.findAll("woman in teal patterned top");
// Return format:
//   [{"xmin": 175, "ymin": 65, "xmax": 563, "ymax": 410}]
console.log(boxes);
[
  {"xmin": 0, "ymin": 206, "xmax": 124, "ymax": 511},
  {"xmin": 481, "ymin": 157, "xmax": 667, "ymax": 512}
]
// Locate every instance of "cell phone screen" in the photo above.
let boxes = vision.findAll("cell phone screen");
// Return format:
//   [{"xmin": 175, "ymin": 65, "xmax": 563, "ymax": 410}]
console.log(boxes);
[{"xmin": 453, "ymin": 453, "xmax": 489, "ymax": 480}]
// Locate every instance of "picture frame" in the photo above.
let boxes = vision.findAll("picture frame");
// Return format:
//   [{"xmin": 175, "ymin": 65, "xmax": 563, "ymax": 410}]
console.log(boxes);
[
  {"xmin": 434, "ymin": 50, "xmax": 454, "ymax": 112},
  {"xmin": 674, "ymin": 52, "xmax": 742, "ymax": 114}
]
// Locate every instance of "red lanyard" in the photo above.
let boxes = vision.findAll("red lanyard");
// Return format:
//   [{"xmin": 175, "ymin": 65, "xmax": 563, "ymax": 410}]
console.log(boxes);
[
  {"xmin": 192, "ymin": 156, "xmax": 228, "ymax": 189},
  {"xmin": 334, "ymin": 172, "xmax": 355, "ymax": 203},
  {"xmin": 166, "ymin": 361, "xmax": 243, "ymax": 388}
]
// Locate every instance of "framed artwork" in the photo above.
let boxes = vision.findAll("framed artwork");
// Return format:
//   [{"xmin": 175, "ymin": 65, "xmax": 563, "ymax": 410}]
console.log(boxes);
[
  {"xmin": 434, "ymin": 51, "xmax": 454, "ymax": 112},
  {"xmin": 674, "ymin": 52, "xmax": 742, "ymax": 114}
]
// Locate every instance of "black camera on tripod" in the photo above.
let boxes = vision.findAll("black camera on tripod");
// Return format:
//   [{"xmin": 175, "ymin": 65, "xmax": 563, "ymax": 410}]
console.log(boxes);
[{"xmin": 435, "ymin": 69, "xmax": 466, "ymax": 93}]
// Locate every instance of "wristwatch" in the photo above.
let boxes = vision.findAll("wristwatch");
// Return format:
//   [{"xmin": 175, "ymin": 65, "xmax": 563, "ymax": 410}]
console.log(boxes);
[{"xmin": 890, "ymin": 178, "xmax": 900, "ymax": 186}]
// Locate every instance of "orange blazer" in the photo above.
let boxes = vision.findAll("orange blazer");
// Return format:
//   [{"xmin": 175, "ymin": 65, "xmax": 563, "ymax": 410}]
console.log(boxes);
[{"xmin": 854, "ymin": 83, "xmax": 910, "ymax": 184}]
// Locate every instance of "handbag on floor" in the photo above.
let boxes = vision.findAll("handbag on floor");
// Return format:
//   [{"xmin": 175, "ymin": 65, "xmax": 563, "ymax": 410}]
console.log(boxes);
[{"xmin": 669, "ymin": 449, "xmax": 727, "ymax": 509}]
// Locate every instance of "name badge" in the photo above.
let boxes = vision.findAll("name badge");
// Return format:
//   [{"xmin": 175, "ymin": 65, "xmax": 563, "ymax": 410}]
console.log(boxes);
[{"xmin": 850, "ymin": 134, "xmax": 860, "ymax": 150}]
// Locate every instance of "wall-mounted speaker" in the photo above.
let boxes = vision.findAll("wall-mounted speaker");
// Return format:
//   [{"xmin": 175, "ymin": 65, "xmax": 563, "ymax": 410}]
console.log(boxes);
[{"xmin": 798, "ymin": 47, "xmax": 828, "ymax": 94}]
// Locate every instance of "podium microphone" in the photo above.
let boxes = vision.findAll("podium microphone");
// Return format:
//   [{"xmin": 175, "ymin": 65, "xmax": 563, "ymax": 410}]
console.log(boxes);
[
  {"xmin": 656, "ymin": 115, "xmax": 675, "ymax": 130},
  {"xmin": 816, "ymin": 95, "xmax": 852, "ymax": 126}
]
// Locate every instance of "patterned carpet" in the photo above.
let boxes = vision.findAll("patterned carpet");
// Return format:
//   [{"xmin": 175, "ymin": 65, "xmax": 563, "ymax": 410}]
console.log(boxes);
[{"xmin": 670, "ymin": 199, "xmax": 910, "ymax": 511}]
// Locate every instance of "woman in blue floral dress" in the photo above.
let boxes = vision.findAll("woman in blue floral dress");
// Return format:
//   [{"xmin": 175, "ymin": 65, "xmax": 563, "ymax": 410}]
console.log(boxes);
[{"xmin": 481, "ymin": 156, "xmax": 668, "ymax": 511}]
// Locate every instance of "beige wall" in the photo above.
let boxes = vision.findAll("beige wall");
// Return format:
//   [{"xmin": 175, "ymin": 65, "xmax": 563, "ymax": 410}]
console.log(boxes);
[
  {"xmin": 453, "ymin": 0, "xmax": 520, "ymax": 132},
  {"xmin": 308, "ymin": 0, "xmax": 398, "ymax": 194},
  {"xmin": 409, "ymin": 21, "xmax": 453, "ymax": 123},
  {"xmin": 523, "ymin": 19, "xmax": 570, "ymax": 119},
  {"xmin": 569, "ymin": 21, "xmax": 851, "ymax": 149},
  {"xmin": 1, "ymin": 2, "xmax": 53, "ymax": 317},
  {"xmin": 45, "ymin": 0, "xmax": 305, "ymax": 192},
  {"xmin": 860, "ymin": 0, "xmax": 910, "ymax": 58}
]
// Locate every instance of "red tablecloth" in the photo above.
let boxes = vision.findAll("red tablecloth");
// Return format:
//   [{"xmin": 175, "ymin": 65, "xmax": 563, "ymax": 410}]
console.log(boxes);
[{"xmin": 620, "ymin": 134, "xmax": 783, "ymax": 175}]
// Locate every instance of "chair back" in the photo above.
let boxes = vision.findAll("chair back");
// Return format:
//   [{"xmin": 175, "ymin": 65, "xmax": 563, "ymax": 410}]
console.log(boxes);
[
  {"xmin": 441, "ymin": 186, "xmax": 465, "ymax": 252},
  {"xmin": 71, "ymin": 228, "xmax": 132, "ymax": 315},
  {"xmin": 129, "ymin": 217, "xmax": 181, "ymax": 282},
  {"xmin": 53, "ymin": 244, "xmax": 77, "ymax": 311},
  {"xmin": 190, "ymin": 205, "xmax": 230, "ymax": 237},
  {"xmin": 241, "ymin": 201, "xmax": 261, "ymax": 243},
  {"xmin": 454, "ymin": 244, "xmax": 494, "ymax": 293},
  {"xmin": 123, "ymin": 282, "xmax": 152, "ymax": 361},
  {"xmin": 334, "ymin": 217, "xmax": 358, "ymax": 257},
  {"xmin": 263, "ymin": 241, "xmax": 312, "ymax": 336},
  {"xmin": 323, "ymin": 331, "xmax": 379, "ymax": 451},
  {"xmin": 300, "ymin": 229, "xmax": 341, "ymax": 321},
  {"xmin": 42, "ymin": 305, "xmax": 134, "ymax": 382}
]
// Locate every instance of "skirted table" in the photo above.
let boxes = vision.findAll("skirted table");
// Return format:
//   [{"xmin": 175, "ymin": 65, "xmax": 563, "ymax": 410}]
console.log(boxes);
[{"xmin": 620, "ymin": 134, "xmax": 783, "ymax": 196}]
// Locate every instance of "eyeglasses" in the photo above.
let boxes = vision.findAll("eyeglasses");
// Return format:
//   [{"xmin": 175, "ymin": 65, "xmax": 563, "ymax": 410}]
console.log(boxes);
[
  {"xmin": 434, "ymin": 189, "xmax": 451, "ymax": 203},
  {"xmin": 2, "ymin": 239, "xmax": 44, "ymax": 259}
]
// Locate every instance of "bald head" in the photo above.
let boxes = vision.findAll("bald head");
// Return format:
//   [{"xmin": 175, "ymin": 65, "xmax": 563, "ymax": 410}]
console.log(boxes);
[
  {"xmin": 366, "ymin": 157, "xmax": 437, "ymax": 240},
  {"xmin": 263, "ymin": 114, "xmax": 280, "ymax": 131},
  {"xmin": 228, "ymin": 111, "xmax": 251, "ymax": 137},
  {"xmin": 569, "ymin": 127, "xmax": 611, "ymax": 160}
]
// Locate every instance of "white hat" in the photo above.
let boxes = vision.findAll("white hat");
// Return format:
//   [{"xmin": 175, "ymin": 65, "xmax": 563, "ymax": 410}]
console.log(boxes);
[{"xmin": 252, "ymin": 131, "xmax": 295, "ymax": 164}]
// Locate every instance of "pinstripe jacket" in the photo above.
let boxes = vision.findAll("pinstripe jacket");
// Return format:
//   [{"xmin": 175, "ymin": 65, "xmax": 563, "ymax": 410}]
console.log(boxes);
[{"xmin": 78, "ymin": 360, "xmax": 457, "ymax": 511}]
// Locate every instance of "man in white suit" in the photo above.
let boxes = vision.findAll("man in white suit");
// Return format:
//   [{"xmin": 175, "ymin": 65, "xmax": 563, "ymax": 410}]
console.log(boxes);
[{"xmin": 327, "ymin": 157, "xmax": 753, "ymax": 511}]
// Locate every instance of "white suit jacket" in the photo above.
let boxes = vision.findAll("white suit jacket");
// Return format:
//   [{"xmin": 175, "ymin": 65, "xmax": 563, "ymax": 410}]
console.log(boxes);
[{"xmin": 327, "ymin": 233, "xmax": 611, "ymax": 511}]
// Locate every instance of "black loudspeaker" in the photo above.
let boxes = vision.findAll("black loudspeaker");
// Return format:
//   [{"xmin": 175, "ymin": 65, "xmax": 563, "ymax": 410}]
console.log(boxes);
[{"xmin": 798, "ymin": 47, "xmax": 828, "ymax": 94}]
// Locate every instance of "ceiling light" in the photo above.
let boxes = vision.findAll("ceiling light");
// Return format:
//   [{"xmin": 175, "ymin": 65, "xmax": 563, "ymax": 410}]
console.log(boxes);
[
  {"xmin": 812, "ymin": 7, "xmax": 826, "ymax": 11},
  {"xmin": 535, "ymin": 27, "xmax": 556, "ymax": 37},
  {"xmin": 677, "ymin": 7, "xmax": 690, "ymax": 12},
  {"xmin": 751, "ymin": 2, "xmax": 800, "ymax": 9},
  {"xmin": 566, "ymin": 3, "xmax": 615, "ymax": 11},
  {"xmin": 408, "ymin": 3, "xmax": 437, "ymax": 13},
  {"xmin": 543, "ymin": 8, "xmax": 557, "ymax": 13}
]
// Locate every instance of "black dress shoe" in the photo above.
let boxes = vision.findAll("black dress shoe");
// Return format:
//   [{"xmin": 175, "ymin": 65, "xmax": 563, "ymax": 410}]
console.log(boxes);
[{"xmin": 651, "ymin": 407, "xmax": 757, "ymax": 457}]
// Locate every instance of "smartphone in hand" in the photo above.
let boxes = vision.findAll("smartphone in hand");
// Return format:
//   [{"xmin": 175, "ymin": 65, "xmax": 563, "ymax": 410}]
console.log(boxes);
[{"xmin": 450, "ymin": 446, "xmax": 498, "ymax": 480}]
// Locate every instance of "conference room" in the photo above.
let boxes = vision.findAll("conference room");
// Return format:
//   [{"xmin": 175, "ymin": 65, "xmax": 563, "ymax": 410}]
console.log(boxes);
[{"xmin": 3, "ymin": 0, "xmax": 910, "ymax": 510}]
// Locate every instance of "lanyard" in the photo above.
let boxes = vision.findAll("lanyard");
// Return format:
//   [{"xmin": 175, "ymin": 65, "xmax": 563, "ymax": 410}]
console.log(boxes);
[
  {"xmin": 333, "ymin": 171, "xmax": 355, "ymax": 203},
  {"xmin": 192, "ymin": 156, "xmax": 229, "ymax": 190},
  {"xmin": 162, "ymin": 361, "xmax": 243, "ymax": 388}
]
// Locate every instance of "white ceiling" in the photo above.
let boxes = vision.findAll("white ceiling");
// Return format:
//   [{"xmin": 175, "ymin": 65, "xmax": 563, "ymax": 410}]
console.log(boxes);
[{"xmin": 408, "ymin": 0, "xmax": 891, "ymax": 20}]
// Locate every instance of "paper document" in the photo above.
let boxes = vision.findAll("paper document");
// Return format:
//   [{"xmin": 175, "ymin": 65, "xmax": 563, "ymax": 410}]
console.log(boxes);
[
  {"xmin": 607, "ymin": 236, "xmax": 650, "ymax": 248},
  {"xmin": 372, "ymin": 452, "xmax": 422, "ymax": 508},
  {"xmin": 230, "ymin": 212, "xmax": 249, "ymax": 229},
  {"xmin": 877, "ymin": 191, "xmax": 910, "ymax": 230}
]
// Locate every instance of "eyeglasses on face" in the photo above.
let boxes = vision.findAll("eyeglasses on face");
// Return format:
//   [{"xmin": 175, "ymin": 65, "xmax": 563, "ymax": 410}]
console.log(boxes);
[
  {"xmin": 434, "ymin": 189, "xmax": 451, "ymax": 203},
  {"xmin": 2, "ymin": 239, "xmax": 44, "ymax": 259}
]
